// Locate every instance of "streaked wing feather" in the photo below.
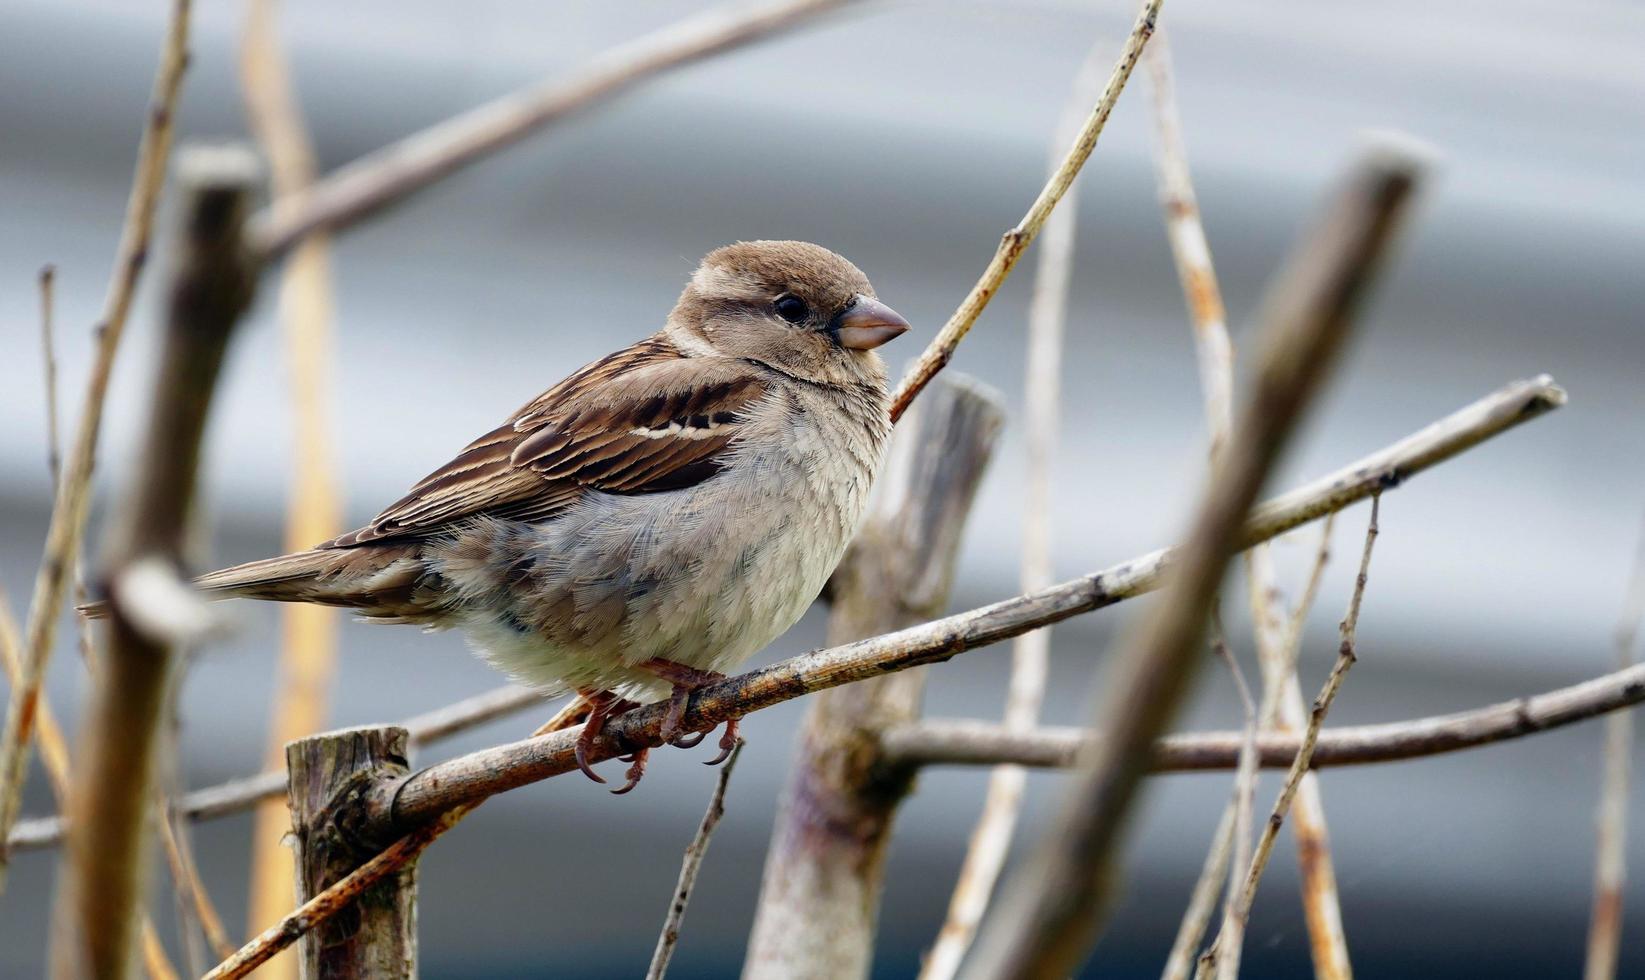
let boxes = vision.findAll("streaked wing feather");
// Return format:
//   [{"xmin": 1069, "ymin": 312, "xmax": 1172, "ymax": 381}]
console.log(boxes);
[{"xmin": 320, "ymin": 337, "xmax": 770, "ymax": 549}]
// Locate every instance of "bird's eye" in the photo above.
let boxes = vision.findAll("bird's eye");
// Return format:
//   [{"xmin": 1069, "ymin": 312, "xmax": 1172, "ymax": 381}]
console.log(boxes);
[{"xmin": 774, "ymin": 295, "xmax": 809, "ymax": 323}]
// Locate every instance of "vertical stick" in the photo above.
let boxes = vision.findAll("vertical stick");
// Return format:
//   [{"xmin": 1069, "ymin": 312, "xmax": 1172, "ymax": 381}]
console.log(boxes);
[
  {"xmin": 1584, "ymin": 510, "xmax": 1645, "ymax": 980},
  {"xmin": 0, "ymin": 0, "xmax": 192, "ymax": 894},
  {"xmin": 919, "ymin": 42, "xmax": 1107, "ymax": 980},
  {"xmin": 285, "ymin": 727, "xmax": 418, "ymax": 979},
  {"xmin": 1147, "ymin": 35, "xmax": 1353, "ymax": 978},
  {"xmin": 240, "ymin": 3, "xmax": 344, "ymax": 969},
  {"xmin": 52, "ymin": 145, "xmax": 258, "ymax": 980},
  {"xmin": 743, "ymin": 376, "xmax": 1005, "ymax": 979}
]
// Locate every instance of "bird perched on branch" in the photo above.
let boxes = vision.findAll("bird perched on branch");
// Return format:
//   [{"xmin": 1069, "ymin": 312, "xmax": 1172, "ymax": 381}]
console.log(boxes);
[{"xmin": 86, "ymin": 241, "xmax": 909, "ymax": 793}]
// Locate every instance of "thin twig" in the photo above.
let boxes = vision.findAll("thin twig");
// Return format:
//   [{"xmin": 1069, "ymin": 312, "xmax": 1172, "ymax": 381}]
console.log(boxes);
[
  {"xmin": 1147, "ymin": 34, "xmax": 1354, "ymax": 978},
  {"xmin": 646, "ymin": 740, "xmax": 745, "ymax": 980},
  {"xmin": 6, "ymin": 375, "xmax": 1566, "ymax": 855},
  {"xmin": 888, "ymin": 0, "xmax": 1161, "ymax": 422},
  {"xmin": 40, "ymin": 265, "xmax": 61, "ymax": 486},
  {"xmin": 920, "ymin": 42, "xmax": 1108, "ymax": 980},
  {"xmin": 156, "ymin": 796, "xmax": 237, "ymax": 960},
  {"xmin": 0, "ymin": 0, "xmax": 192, "ymax": 892},
  {"xmin": 248, "ymin": 0, "xmax": 860, "ymax": 260},
  {"xmin": 880, "ymin": 661, "xmax": 1645, "ymax": 771},
  {"xmin": 1209, "ymin": 617, "xmax": 1259, "ymax": 980},
  {"xmin": 1585, "ymin": 506, "xmax": 1645, "ymax": 980},
  {"xmin": 201, "ymin": 804, "xmax": 475, "ymax": 980},
  {"xmin": 1203, "ymin": 497, "xmax": 1381, "ymax": 980},
  {"xmin": 240, "ymin": 0, "xmax": 345, "ymax": 956},
  {"xmin": 960, "ymin": 141, "xmax": 1424, "ymax": 980}
]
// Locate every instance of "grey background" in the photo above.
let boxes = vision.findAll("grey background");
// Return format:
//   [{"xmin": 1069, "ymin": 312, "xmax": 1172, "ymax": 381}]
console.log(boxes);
[{"xmin": 3, "ymin": 0, "xmax": 1643, "ymax": 976}]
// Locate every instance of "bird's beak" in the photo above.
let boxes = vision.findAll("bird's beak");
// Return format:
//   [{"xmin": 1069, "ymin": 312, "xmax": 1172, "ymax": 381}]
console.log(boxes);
[{"xmin": 830, "ymin": 295, "xmax": 911, "ymax": 350}]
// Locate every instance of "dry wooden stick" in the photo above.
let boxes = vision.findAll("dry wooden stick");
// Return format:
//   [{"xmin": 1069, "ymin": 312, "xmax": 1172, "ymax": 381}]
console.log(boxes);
[
  {"xmin": 4, "ymin": 372, "xmax": 1569, "ymax": 858},
  {"xmin": 1207, "ymin": 615, "xmax": 1260, "ymax": 980},
  {"xmin": 247, "ymin": 0, "xmax": 858, "ymax": 259},
  {"xmin": 1200, "ymin": 497, "xmax": 1380, "ymax": 980},
  {"xmin": 745, "ymin": 377, "xmax": 1004, "ymax": 979},
  {"xmin": 1585, "ymin": 507, "xmax": 1645, "ymax": 980},
  {"xmin": 51, "ymin": 145, "xmax": 258, "ymax": 980},
  {"xmin": 0, "ymin": 0, "xmax": 192, "ymax": 892},
  {"xmin": 200, "ymin": 804, "xmax": 474, "ymax": 980},
  {"xmin": 959, "ymin": 141, "xmax": 1424, "ymax": 980},
  {"xmin": 39, "ymin": 265, "xmax": 61, "ymax": 485},
  {"xmin": 1146, "ymin": 35, "xmax": 1354, "ymax": 979},
  {"xmin": 888, "ymin": 0, "xmax": 1161, "ymax": 421},
  {"xmin": 239, "ymin": 1, "xmax": 346, "ymax": 962},
  {"xmin": 156, "ymin": 797, "xmax": 237, "ymax": 961},
  {"xmin": 919, "ymin": 43, "xmax": 1108, "ymax": 980},
  {"xmin": 198, "ymin": 562, "xmax": 1645, "ymax": 976},
  {"xmin": 881, "ymin": 661, "xmax": 1645, "ymax": 771},
  {"xmin": 645, "ymin": 740, "xmax": 745, "ymax": 980}
]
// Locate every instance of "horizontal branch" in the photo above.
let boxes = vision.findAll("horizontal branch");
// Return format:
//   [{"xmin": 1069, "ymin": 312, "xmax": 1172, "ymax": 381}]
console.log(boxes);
[
  {"xmin": 355, "ymin": 377, "xmax": 1564, "ymax": 838},
  {"xmin": 247, "ymin": 0, "xmax": 856, "ymax": 258},
  {"xmin": 879, "ymin": 662, "xmax": 1645, "ymax": 770},
  {"xmin": 7, "ymin": 374, "xmax": 1565, "ymax": 854}
]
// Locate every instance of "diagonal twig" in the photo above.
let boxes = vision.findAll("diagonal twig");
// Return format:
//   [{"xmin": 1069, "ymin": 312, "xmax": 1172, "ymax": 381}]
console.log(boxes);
[
  {"xmin": 959, "ymin": 139, "xmax": 1425, "ymax": 980},
  {"xmin": 646, "ymin": 740, "xmax": 745, "ymax": 980},
  {"xmin": 919, "ymin": 39, "xmax": 1110, "ymax": 980},
  {"xmin": 1200, "ymin": 496, "xmax": 1380, "ymax": 980},
  {"xmin": 248, "ymin": 0, "xmax": 862, "ymax": 260},
  {"xmin": 0, "ymin": 0, "xmax": 193, "ymax": 892},
  {"xmin": 888, "ymin": 0, "xmax": 1162, "ymax": 421}
]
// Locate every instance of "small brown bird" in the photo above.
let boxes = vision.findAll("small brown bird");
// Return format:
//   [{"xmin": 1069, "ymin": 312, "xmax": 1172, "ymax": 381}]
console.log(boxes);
[{"xmin": 91, "ymin": 241, "xmax": 909, "ymax": 792}]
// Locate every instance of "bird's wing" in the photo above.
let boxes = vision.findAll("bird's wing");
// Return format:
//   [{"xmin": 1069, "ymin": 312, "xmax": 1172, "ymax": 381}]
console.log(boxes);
[{"xmin": 322, "ymin": 336, "xmax": 773, "ymax": 548}]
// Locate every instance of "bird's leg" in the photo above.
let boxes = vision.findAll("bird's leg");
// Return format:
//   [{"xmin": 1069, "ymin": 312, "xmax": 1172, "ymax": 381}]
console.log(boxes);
[
  {"xmin": 531, "ymin": 694, "xmax": 592, "ymax": 738},
  {"xmin": 572, "ymin": 689, "xmax": 640, "ymax": 786},
  {"xmin": 637, "ymin": 658, "xmax": 740, "ymax": 764}
]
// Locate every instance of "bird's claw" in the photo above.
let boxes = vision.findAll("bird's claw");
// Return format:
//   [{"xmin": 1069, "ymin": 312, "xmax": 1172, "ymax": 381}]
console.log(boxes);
[
  {"xmin": 704, "ymin": 718, "xmax": 741, "ymax": 766},
  {"xmin": 611, "ymin": 748, "xmax": 648, "ymax": 795}
]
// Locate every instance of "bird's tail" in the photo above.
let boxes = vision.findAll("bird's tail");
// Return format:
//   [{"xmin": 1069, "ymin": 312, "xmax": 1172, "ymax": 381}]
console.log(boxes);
[{"xmin": 77, "ymin": 544, "xmax": 427, "ymax": 621}]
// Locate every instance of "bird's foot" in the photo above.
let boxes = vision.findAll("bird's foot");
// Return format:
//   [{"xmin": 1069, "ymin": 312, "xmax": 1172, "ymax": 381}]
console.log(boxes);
[
  {"xmin": 638, "ymin": 658, "xmax": 742, "ymax": 761},
  {"xmin": 572, "ymin": 689, "xmax": 641, "ymax": 787}
]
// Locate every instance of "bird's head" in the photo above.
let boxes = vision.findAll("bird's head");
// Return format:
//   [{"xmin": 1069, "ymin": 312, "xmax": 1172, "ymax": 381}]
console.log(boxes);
[{"xmin": 666, "ymin": 240, "xmax": 910, "ymax": 388}]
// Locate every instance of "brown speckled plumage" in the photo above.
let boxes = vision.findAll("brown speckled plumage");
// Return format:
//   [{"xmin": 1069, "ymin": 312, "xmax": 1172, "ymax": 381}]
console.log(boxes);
[{"xmin": 112, "ymin": 242, "xmax": 910, "ymax": 742}]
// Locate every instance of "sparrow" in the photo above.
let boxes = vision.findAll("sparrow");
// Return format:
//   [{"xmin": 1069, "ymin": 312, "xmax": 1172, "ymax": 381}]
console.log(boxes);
[{"xmin": 86, "ymin": 241, "xmax": 909, "ymax": 793}]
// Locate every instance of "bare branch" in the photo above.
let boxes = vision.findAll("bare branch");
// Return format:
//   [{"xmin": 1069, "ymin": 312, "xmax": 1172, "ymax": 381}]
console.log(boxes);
[
  {"xmin": 52, "ymin": 144, "xmax": 258, "ymax": 979},
  {"xmin": 1585, "ymin": 506, "xmax": 1645, "ymax": 980},
  {"xmin": 745, "ymin": 377, "xmax": 1004, "ymax": 978},
  {"xmin": 888, "ymin": 0, "xmax": 1161, "ymax": 421},
  {"xmin": 201, "ymin": 804, "xmax": 473, "ymax": 980},
  {"xmin": 1204, "ymin": 497, "xmax": 1380, "ymax": 980},
  {"xmin": 1145, "ymin": 33, "xmax": 1355, "ymax": 977},
  {"xmin": 0, "ymin": 0, "xmax": 192, "ymax": 891},
  {"xmin": 646, "ymin": 740, "xmax": 745, "ymax": 980},
  {"xmin": 882, "ymin": 661, "xmax": 1645, "ymax": 771},
  {"xmin": 920, "ymin": 42, "xmax": 1108, "ymax": 980},
  {"xmin": 39, "ymin": 265, "xmax": 61, "ymax": 486},
  {"xmin": 247, "ymin": 0, "xmax": 860, "ymax": 260},
  {"xmin": 156, "ymin": 796, "xmax": 237, "ymax": 961},
  {"xmin": 958, "ymin": 141, "xmax": 1425, "ymax": 980},
  {"xmin": 1208, "ymin": 618, "xmax": 1259, "ymax": 980},
  {"xmin": 4, "ymin": 373, "xmax": 1569, "ymax": 856}
]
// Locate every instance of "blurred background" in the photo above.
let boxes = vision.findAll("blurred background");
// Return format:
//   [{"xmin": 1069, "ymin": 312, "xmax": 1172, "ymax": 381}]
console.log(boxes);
[{"xmin": 3, "ymin": 0, "xmax": 1643, "ymax": 976}]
